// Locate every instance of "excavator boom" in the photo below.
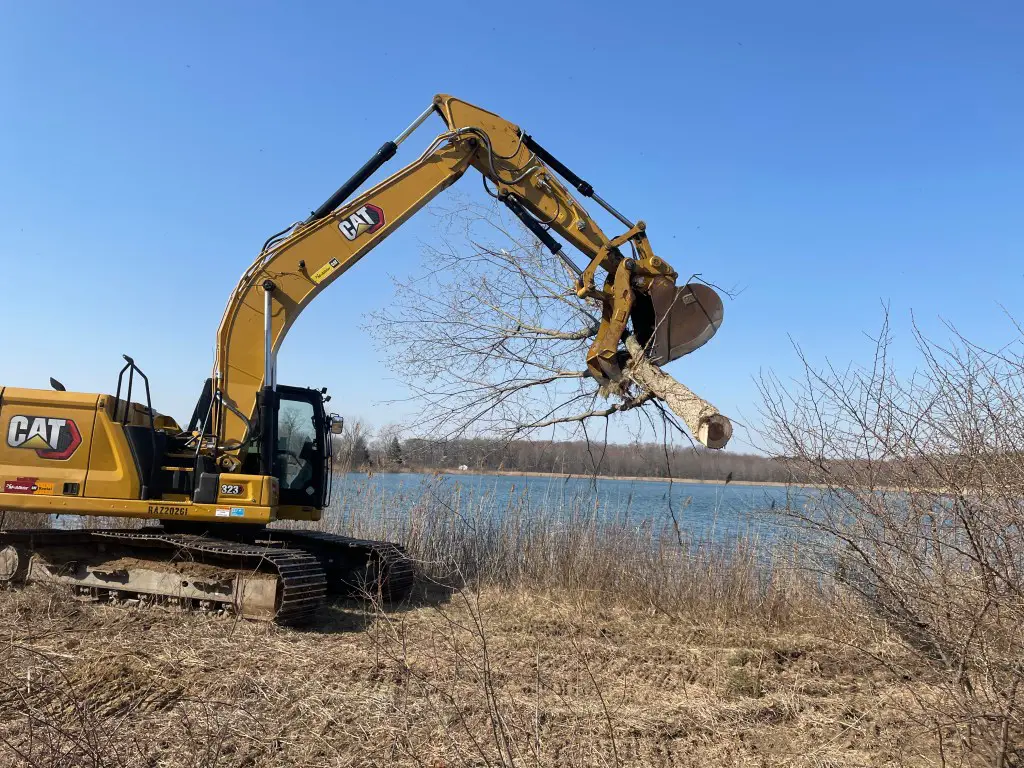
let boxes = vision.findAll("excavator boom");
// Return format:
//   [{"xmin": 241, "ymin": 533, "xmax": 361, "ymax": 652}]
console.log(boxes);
[{"xmin": 210, "ymin": 95, "xmax": 723, "ymax": 458}]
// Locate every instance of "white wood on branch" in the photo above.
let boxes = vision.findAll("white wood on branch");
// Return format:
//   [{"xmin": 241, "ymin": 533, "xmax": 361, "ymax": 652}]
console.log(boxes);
[{"xmin": 624, "ymin": 336, "xmax": 733, "ymax": 449}]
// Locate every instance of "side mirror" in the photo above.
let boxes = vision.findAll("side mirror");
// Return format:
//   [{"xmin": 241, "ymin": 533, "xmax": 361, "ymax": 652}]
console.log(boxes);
[{"xmin": 329, "ymin": 414, "xmax": 344, "ymax": 435}]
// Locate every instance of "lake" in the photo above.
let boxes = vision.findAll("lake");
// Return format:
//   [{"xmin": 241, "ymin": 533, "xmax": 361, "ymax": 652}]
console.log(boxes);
[{"xmin": 328, "ymin": 471, "xmax": 810, "ymax": 545}]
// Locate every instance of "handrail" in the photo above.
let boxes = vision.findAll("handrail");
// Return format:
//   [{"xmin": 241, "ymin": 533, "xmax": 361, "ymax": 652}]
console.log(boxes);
[{"xmin": 113, "ymin": 354, "xmax": 158, "ymax": 498}]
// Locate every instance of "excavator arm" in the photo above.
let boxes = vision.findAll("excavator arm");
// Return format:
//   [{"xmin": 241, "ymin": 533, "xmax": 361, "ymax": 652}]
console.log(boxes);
[{"xmin": 208, "ymin": 95, "xmax": 724, "ymax": 461}]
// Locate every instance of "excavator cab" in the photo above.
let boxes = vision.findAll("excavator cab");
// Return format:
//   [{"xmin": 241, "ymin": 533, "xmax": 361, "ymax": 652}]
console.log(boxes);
[
  {"xmin": 271, "ymin": 385, "xmax": 331, "ymax": 510},
  {"xmin": 182, "ymin": 380, "xmax": 333, "ymax": 517}
]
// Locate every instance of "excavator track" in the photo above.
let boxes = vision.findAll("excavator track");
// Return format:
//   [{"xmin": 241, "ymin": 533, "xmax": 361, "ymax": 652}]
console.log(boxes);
[
  {"xmin": 99, "ymin": 530, "xmax": 329, "ymax": 625},
  {"xmin": 264, "ymin": 529, "xmax": 415, "ymax": 602},
  {"xmin": 0, "ymin": 527, "xmax": 415, "ymax": 624},
  {"xmin": 0, "ymin": 528, "xmax": 328, "ymax": 626}
]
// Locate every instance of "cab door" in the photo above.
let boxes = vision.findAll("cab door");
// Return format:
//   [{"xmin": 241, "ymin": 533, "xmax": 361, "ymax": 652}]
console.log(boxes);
[{"xmin": 273, "ymin": 387, "xmax": 326, "ymax": 509}]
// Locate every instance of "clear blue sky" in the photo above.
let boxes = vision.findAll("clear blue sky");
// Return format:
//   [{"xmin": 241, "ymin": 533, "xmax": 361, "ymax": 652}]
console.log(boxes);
[{"xmin": 1, "ymin": 2, "xmax": 1021, "ymax": 450}]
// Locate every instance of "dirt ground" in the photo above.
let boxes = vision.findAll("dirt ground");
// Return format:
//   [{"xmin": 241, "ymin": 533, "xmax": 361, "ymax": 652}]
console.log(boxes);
[{"xmin": 0, "ymin": 583, "xmax": 939, "ymax": 767}]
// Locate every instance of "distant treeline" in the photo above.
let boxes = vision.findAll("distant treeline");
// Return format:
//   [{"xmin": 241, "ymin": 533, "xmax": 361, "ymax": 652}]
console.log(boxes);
[
  {"xmin": 344, "ymin": 427, "xmax": 985, "ymax": 486},
  {"xmin": 361, "ymin": 436, "xmax": 802, "ymax": 483}
]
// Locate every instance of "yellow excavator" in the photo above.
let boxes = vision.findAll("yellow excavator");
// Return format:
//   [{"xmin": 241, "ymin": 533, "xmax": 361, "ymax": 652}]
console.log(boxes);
[{"xmin": 0, "ymin": 95, "xmax": 724, "ymax": 624}]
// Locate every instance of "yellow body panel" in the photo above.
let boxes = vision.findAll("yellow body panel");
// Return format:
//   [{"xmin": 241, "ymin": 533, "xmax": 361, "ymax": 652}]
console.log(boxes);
[
  {"xmin": 0, "ymin": 387, "xmax": 99, "ymax": 497},
  {"xmin": 83, "ymin": 395, "xmax": 141, "ymax": 500},
  {"xmin": 215, "ymin": 473, "xmax": 280, "ymax": 507},
  {"xmin": 0, "ymin": 387, "xmax": 277, "ymax": 525},
  {"xmin": 1, "ymin": 492, "xmax": 273, "ymax": 524}
]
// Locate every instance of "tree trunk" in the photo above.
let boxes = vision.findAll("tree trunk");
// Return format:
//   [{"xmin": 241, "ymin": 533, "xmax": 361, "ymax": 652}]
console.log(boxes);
[{"xmin": 624, "ymin": 336, "xmax": 733, "ymax": 449}]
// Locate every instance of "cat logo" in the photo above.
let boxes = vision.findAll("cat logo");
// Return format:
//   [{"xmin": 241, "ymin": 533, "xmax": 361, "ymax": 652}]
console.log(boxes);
[
  {"xmin": 338, "ymin": 204, "xmax": 385, "ymax": 241},
  {"xmin": 6, "ymin": 416, "xmax": 83, "ymax": 460}
]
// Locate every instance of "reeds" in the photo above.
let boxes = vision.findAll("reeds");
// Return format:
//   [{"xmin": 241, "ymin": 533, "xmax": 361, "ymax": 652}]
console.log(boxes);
[{"xmin": 290, "ymin": 473, "xmax": 818, "ymax": 628}]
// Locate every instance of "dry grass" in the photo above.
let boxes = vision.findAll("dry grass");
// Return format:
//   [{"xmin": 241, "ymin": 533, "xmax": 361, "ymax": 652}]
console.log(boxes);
[
  {"xmin": 0, "ymin": 481, "xmax": 957, "ymax": 765},
  {"xmin": 0, "ymin": 580, "xmax": 938, "ymax": 768},
  {"xmin": 0, "ymin": 511, "xmax": 51, "ymax": 531}
]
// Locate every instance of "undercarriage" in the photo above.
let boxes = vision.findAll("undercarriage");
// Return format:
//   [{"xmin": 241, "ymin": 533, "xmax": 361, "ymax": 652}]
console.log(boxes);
[{"xmin": 0, "ymin": 527, "xmax": 414, "ymax": 625}]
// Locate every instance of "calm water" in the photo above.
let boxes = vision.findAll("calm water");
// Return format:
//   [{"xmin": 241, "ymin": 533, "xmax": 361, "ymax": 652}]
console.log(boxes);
[{"xmin": 329, "ymin": 471, "xmax": 810, "ymax": 544}]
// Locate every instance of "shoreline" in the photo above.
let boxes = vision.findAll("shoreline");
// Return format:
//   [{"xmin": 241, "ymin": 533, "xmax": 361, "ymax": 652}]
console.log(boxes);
[
  {"xmin": 351, "ymin": 467, "xmax": 948, "ymax": 496},
  {"xmin": 381, "ymin": 467, "xmax": 803, "ymax": 488}
]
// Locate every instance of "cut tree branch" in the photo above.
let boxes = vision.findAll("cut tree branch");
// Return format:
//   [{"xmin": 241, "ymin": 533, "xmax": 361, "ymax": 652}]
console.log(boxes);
[{"xmin": 624, "ymin": 336, "xmax": 733, "ymax": 449}]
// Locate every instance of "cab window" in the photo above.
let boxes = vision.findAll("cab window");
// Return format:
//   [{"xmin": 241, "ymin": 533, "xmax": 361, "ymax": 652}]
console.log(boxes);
[{"xmin": 276, "ymin": 398, "xmax": 318, "ymax": 500}]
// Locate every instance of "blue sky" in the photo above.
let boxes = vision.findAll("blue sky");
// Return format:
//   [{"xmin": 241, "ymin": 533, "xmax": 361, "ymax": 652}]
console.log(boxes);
[{"xmin": 1, "ymin": 2, "xmax": 1021, "ymax": 450}]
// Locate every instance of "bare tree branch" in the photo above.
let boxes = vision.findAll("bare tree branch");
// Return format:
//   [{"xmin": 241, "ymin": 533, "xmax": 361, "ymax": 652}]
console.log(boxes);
[
  {"xmin": 756, "ymin": 310, "xmax": 1024, "ymax": 761},
  {"xmin": 366, "ymin": 197, "xmax": 730, "ymax": 448}
]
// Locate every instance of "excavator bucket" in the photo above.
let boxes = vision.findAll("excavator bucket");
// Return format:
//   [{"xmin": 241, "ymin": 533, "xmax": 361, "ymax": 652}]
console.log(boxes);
[{"xmin": 630, "ymin": 279, "xmax": 724, "ymax": 365}]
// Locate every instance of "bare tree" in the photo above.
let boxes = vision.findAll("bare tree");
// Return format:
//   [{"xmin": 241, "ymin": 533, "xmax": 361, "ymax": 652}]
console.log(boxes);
[
  {"xmin": 758, "ymin": 311, "xmax": 1024, "ymax": 765},
  {"xmin": 367, "ymin": 200, "xmax": 730, "ymax": 449},
  {"xmin": 336, "ymin": 417, "xmax": 373, "ymax": 471},
  {"xmin": 371, "ymin": 423, "xmax": 405, "ymax": 468}
]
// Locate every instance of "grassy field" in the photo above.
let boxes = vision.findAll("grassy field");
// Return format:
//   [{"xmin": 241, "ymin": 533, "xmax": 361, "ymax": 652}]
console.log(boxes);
[
  {"xmin": 0, "ymin": 484, "xmax": 965, "ymax": 766},
  {"xmin": 0, "ymin": 580, "xmax": 939, "ymax": 768}
]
